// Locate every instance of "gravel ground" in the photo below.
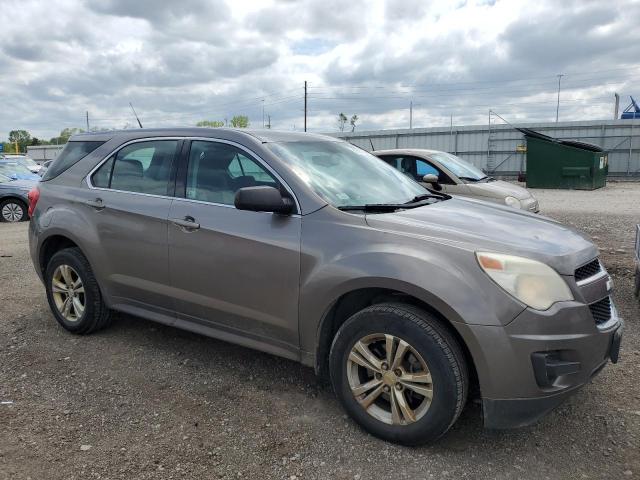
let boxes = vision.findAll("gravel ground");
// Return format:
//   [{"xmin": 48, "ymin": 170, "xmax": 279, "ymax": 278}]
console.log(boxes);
[{"xmin": 1, "ymin": 183, "xmax": 639, "ymax": 479}]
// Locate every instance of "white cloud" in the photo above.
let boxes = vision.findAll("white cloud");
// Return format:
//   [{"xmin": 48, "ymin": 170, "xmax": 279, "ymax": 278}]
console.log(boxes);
[{"xmin": 0, "ymin": 0, "xmax": 638, "ymax": 140}]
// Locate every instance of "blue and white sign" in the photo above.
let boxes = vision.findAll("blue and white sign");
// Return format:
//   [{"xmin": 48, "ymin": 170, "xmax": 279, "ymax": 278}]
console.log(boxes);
[{"xmin": 0, "ymin": 143, "xmax": 4, "ymax": 152}]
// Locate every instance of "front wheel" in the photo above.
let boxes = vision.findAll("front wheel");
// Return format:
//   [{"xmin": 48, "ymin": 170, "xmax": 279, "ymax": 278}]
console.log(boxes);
[{"xmin": 329, "ymin": 303, "xmax": 468, "ymax": 445}]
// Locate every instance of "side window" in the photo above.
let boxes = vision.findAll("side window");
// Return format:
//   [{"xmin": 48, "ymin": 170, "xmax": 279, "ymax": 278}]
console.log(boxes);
[
  {"xmin": 379, "ymin": 155, "xmax": 413, "ymax": 176},
  {"xmin": 98, "ymin": 140, "xmax": 177, "ymax": 195},
  {"xmin": 418, "ymin": 158, "xmax": 455, "ymax": 185},
  {"xmin": 186, "ymin": 141, "xmax": 278, "ymax": 205},
  {"xmin": 379, "ymin": 155, "xmax": 401, "ymax": 169},
  {"xmin": 416, "ymin": 159, "xmax": 439, "ymax": 177}
]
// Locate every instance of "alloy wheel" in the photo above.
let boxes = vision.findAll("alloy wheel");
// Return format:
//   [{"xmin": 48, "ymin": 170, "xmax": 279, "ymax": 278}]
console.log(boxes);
[
  {"xmin": 51, "ymin": 265, "xmax": 86, "ymax": 322},
  {"xmin": 1, "ymin": 202, "xmax": 23, "ymax": 222},
  {"xmin": 347, "ymin": 333, "xmax": 434, "ymax": 425}
]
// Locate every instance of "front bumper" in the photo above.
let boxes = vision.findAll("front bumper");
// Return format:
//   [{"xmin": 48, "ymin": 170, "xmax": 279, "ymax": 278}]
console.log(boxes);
[
  {"xmin": 456, "ymin": 295, "xmax": 622, "ymax": 429},
  {"xmin": 482, "ymin": 324, "xmax": 622, "ymax": 428}
]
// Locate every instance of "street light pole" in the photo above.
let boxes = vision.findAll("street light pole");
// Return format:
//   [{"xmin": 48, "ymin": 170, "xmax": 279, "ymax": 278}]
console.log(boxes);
[
  {"xmin": 555, "ymin": 74, "xmax": 564, "ymax": 123},
  {"xmin": 409, "ymin": 100, "xmax": 413, "ymax": 129}
]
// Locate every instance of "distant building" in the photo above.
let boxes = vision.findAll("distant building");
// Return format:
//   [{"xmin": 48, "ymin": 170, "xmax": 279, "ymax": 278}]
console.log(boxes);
[{"xmin": 27, "ymin": 144, "xmax": 65, "ymax": 162}]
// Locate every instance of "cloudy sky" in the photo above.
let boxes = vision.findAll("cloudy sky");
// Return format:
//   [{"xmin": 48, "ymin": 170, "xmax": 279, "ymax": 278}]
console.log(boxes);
[{"xmin": 1, "ymin": 0, "xmax": 639, "ymax": 140}]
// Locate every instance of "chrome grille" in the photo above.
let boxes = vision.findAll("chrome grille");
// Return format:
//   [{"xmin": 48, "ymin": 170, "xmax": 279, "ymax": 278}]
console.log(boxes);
[
  {"xmin": 589, "ymin": 296, "xmax": 611, "ymax": 325},
  {"xmin": 575, "ymin": 259, "xmax": 601, "ymax": 282}
]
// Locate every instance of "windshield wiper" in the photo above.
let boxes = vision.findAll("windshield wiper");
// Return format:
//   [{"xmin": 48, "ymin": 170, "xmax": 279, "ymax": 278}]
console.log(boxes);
[
  {"xmin": 405, "ymin": 192, "xmax": 449, "ymax": 203},
  {"xmin": 337, "ymin": 204, "xmax": 405, "ymax": 212},
  {"xmin": 458, "ymin": 176, "xmax": 482, "ymax": 182}
]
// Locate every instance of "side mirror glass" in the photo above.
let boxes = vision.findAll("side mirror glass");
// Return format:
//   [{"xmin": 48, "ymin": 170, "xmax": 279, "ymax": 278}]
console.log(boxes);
[{"xmin": 234, "ymin": 186, "xmax": 294, "ymax": 215}]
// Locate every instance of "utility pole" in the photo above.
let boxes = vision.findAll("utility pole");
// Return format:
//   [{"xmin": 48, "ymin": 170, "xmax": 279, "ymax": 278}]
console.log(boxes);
[
  {"xmin": 614, "ymin": 93, "xmax": 620, "ymax": 120},
  {"xmin": 267, "ymin": 115, "xmax": 271, "ymax": 129},
  {"xmin": 86, "ymin": 110, "xmax": 90, "ymax": 131},
  {"xmin": 262, "ymin": 99, "xmax": 265, "ymax": 128},
  {"xmin": 555, "ymin": 74, "xmax": 564, "ymax": 123},
  {"xmin": 304, "ymin": 81, "xmax": 307, "ymax": 132},
  {"xmin": 409, "ymin": 100, "xmax": 413, "ymax": 129}
]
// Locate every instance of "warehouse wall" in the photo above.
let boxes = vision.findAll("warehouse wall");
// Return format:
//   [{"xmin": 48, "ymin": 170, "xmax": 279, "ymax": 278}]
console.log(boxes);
[
  {"xmin": 334, "ymin": 119, "xmax": 640, "ymax": 176},
  {"xmin": 26, "ymin": 145, "xmax": 64, "ymax": 162}
]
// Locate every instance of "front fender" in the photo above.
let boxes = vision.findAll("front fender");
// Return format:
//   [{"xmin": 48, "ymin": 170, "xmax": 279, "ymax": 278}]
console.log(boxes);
[{"xmin": 298, "ymin": 208, "xmax": 525, "ymax": 357}]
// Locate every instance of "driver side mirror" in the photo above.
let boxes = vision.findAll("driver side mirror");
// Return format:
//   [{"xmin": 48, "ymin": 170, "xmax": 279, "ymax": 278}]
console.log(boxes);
[
  {"xmin": 234, "ymin": 186, "xmax": 294, "ymax": 215},
  {"xmin": 422, "ymin": 173, "xmax": 442, "ymax": 191}
]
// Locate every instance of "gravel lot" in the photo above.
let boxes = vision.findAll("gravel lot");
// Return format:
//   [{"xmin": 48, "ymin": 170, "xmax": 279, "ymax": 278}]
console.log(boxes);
[{"xmin": 1, "ymin": 183, "xmax": 639, "ymax": 479}]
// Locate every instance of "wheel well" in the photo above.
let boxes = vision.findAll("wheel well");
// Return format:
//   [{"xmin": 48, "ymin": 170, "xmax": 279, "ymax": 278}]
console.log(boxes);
[
  {"xmin": 39, "ymin": 235, "xmax": 79, "ymax": 275},
  {"xmin": 0, "ymin": 196, "xmax": 27, "ymax": 207},
  {"xmin": 315, "ymin": 288, "xmax": 479, "ymax": 397}
]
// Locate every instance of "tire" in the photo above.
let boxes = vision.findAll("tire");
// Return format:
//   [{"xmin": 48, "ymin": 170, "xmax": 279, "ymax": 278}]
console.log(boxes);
[
  {"xmin": 44, "ymin": 247, "xmax": 112, "ymax": 334},
  {"xmin": 0, "ymin": 198, "xmax": 28, "ymax": 222},
  {"xmin": 329, "ymin": 303, "xmax": 468, "ymax": 445}
]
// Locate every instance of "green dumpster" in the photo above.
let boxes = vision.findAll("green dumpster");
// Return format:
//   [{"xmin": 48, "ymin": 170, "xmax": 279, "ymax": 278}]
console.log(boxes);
[{"xmin": 518, "ymin": 128, "xmax": 608, "ymax": 190}]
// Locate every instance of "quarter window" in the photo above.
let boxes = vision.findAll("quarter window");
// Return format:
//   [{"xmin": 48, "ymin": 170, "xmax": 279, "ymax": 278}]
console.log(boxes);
[
  {"xmin": 186, "ymin": 141, "xmax": 277, "ymax": 205},
  {"xmin": 91, "ymin": 140, "xmax": 177, "ymax": 195}
]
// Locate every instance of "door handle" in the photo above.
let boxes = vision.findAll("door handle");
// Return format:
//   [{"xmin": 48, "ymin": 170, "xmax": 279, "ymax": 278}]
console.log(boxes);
[
  {"xmin": 85, "ymin": 198, "xmax": 105, "ymax": 210},
  {"xmin": 170, "ymin": 216, "xmax": 200, "ymax": 231}
]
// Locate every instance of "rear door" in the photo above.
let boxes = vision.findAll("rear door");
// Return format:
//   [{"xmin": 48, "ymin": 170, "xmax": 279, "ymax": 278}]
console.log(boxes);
[
  {"xmin": 167, "ymin": 139, "xmax": 301, "ymax": 349},
  {"xmin": 81, "ymin": 138, "xmax": 181, "ymax": 316}
]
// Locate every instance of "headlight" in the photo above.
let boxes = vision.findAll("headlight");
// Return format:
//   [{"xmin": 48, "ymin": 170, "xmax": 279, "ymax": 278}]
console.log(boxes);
[
  {"xmin": 504, "ymin": 196, "xmax": 521, "ymax": 209},
  {"xmin": 476, "ymin": 252, "xmax": 573, "ymax": 310}
]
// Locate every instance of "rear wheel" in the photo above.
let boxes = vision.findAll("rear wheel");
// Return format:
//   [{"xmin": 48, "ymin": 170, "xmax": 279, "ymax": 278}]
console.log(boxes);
[
  {"xmin": 0, "ymin": 198, "xmax": 28, "ymax": 222},
  {"xmin": 329, "ymin": 303, "xmax": 468, "ymax": 445},
  {"xmin": 45, "ymin": 247, "xmax": 112, "ymax": 334}
]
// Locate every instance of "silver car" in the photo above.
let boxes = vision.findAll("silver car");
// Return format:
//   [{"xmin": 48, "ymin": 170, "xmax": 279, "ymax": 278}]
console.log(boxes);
[
  {"xmin": 28, "ymin": 129, "xmax": 621, "ymax": 445},
  {"xmin": 375, "ymin": 149, "xmax": 539, "ymax": 213},
  {"xmin": 2, "ymin": 154, "xmax": 41, "ymax": 174}
]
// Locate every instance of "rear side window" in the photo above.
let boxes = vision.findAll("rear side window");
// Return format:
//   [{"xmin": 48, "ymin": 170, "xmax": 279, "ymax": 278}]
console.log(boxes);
[
  {"xmin": 41, "ymin": 141, "xmax": 104, "ymax": 180},
  {"xmin": 91, "ymin": 140, "xmax": 178, "ymax": 196}
]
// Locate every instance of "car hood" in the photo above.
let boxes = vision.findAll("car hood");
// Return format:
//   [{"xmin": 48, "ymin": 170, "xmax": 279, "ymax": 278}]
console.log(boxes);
[
  {"xmin": 365, "ymin": 197, "xmax": 596, "ymax": 275},
  {"xmin": 465, "ymin": 180, "xmax": 533, "ymax": 200},
  {"xmin": 0, "ymin": 179, "xmax": 36, "ymax": 190}
]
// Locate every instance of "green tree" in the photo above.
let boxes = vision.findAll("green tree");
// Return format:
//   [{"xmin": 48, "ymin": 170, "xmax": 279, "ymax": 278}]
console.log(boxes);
[
  {"xmin": 196, "ymin": 120, "xmax": 225, "ymax": 128},
  {"xmin": 49, "ymin": 127, "xmax": 84, "ymax": 144},
  {"xmin": 338, "ymin": 113, "xmax": 347, "ymax": 132},
  {"xmin": 350, "ymin": 114, "xmax": 359, "ymax": 132},
  {"xmin": 230, "ymin": 115, "xmax": 249, "ymax": 128},
  {"xmin": 8, "ymin": 130, "xmax": 32, "ymax": 153}
]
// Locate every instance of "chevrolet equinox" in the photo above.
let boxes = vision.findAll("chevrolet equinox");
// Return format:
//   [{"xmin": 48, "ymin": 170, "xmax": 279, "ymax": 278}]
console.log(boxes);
[{"xmin": 28, "ymin": 128, "xmax": 623, "ymax": 445}]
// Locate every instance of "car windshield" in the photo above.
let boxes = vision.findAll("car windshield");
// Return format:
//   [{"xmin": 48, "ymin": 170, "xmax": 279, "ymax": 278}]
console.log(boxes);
[
  {"xmin": 0, "ymin": 162, "xmax": 32, "ymax": 176},
  {"xmin": 429, "ymin": 152, "xmax": 487, "ymax": 181},
  {"xmin": 266, "ymin": 141, "xmax": 428, "ymax": 208}
]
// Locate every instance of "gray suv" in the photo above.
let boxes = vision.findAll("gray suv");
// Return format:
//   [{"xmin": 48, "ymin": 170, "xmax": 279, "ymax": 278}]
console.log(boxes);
[{"xmin": 28, "ymin": 128, "xmax": 622, "ymax": 445}]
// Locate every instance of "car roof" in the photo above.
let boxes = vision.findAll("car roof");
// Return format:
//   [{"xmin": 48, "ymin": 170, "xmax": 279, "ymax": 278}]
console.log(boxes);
[{"xmin": 70, "ymin": 128, "xmax": 339, "ymax": 144}]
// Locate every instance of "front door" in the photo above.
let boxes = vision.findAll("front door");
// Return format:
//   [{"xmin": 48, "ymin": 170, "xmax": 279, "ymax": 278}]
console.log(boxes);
[{"xmin": 167, "ymin": 140, "xmax": 301, "ymax": 350}]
